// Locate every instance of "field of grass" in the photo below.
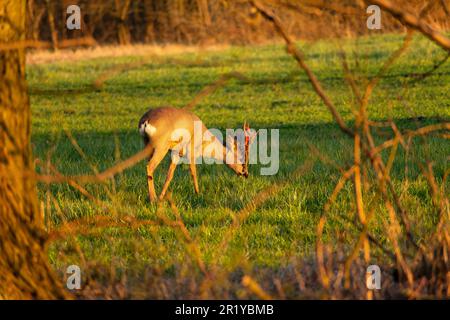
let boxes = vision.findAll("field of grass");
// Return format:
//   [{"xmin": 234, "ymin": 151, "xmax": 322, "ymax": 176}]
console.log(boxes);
[{"xmin": 28, "ymin": 33, "xmax": 449, "ymax": 297}]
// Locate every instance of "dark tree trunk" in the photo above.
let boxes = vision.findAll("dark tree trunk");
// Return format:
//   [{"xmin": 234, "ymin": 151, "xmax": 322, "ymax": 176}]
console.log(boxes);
[
  {"xmin": 144, "ymin": 0, "xmax": 155, "ymax": 43},
  {"xmin": 115, "ymin": 0, "xmax": 132, "ymax": 45},
  {"xmin": 0, "ymin": 0, "xmax": 68, "ymax": 299},
  {"xmin": 46, "ymin": 0, "xmax": 59, "ymax": 50}
]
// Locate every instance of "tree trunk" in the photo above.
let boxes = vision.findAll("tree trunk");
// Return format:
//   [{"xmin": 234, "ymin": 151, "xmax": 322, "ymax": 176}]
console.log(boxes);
[
  {"xmin": 0, "ymin": 0, "xmax": 69, "ymax": 299},
  {"xmin": 46, "ymin": 0, "xmax": 59, "ymax": 50},
  {"xmin": 115, "ymin": 0, "xmax": 132, "ymax": 45},
  {"xmin": 144, "ymin": 0, "xmax": 155, "ymax": 43},
  {"xmin": 197, "ymin": 0, "xmax": 211, "ymax": 26}
]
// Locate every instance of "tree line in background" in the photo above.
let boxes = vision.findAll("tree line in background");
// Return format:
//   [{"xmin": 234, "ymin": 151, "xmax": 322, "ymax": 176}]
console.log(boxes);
[{"xmin": 27, "ymin": 0, "xmax": 450, "ymax": 47}]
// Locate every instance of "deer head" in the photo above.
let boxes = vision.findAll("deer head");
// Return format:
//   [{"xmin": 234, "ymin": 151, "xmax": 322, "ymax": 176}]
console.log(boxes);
[{"xmin": 226, "ymin": 121, "xmax": 257, "ymax": 178}]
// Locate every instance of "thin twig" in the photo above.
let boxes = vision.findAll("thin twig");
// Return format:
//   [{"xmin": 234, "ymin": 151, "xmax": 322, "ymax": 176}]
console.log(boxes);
[{"xmin": 250, "ymin": 0, "xmax": 354, "ymax": 137}]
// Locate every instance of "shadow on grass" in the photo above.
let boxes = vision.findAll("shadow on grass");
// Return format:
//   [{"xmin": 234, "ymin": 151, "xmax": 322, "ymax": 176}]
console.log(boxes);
[{"xmin": 32, "ymin": 116, "xmax": 448, "ymax": 213}]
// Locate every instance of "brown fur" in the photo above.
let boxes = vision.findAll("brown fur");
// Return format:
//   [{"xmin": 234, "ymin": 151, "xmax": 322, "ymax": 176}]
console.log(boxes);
[{"xmin": 139, "ymin": 106, "xmax": 247, "ymax": 202}]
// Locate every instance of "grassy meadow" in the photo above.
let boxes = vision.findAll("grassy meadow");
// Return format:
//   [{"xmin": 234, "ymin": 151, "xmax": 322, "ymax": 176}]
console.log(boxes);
[{"xmin": 28, "ymin": 33, "xmax": 449, "ymax": 298}]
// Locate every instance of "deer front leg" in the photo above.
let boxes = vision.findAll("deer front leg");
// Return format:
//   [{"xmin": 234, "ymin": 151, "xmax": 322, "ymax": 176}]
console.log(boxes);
[
  {"xmin": 146, "ymin": 147, "xmax": 167, "ymax": 202},
  {"xmin": 189, "ymin": 162, "xmax": 200, "ymax": 194},
  {"xmin": 159, "ymin": 155, "xmax": 178, "ymax": 201},
  {"xmin": 187, "ymin": 142, "xmax": 200, "ymax": 194}
]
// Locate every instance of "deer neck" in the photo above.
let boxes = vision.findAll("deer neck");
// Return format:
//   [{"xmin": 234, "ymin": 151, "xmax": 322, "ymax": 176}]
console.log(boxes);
[{"xmin": 204, "ymin": 134, "xmax": 242, "ymax": 174}]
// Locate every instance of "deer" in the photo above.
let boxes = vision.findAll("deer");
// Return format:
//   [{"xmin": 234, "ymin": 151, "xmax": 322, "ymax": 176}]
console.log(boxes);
[{"xmin": 138, "ymin": 106, "xmax": 255, "ymax": 202}]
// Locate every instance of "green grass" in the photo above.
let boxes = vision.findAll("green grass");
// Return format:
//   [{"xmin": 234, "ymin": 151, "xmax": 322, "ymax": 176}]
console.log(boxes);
[{"xmin": 29, "ymin": 33, "xmax": 449, "ymax": 285}]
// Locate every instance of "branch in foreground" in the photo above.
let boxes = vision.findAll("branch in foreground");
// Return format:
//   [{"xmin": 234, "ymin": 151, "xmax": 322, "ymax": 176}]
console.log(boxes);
[
  {"xmin": 37, "ymin": 143, "xmax": 153, "ymax": 184},
  {"xmin": 36, "ymin": 70, "xmax": 249, "ymax": 185},
  {"xmin": 250, "ymin": 0, "xmax": 354, "ymax": 137},
  {"xmin": 184, "ymin": 72, "xmax": 249, "ymax": 110},
  {"xmin": 367, "ymin": 0, "xmax": 450, "ymax": 52}
]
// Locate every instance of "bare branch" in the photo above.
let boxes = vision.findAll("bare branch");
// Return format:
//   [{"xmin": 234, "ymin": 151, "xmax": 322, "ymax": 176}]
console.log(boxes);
[
  {"xmin": 184, "ymin": 72, "xmax": 249, "ymax": 110},
  {"xmin": 250, "ymin": 0, "xmax": 354, "ymax": 137},
  {"xmin": 37, "ymin": 144, "xmax": 153, "ymax": 184},
  {"xmin": 367, "ymin": 0, "xmax": 450, "ymax": 52}
]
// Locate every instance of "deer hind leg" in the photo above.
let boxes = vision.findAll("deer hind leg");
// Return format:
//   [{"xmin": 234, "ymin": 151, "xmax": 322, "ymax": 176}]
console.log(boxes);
[
  {"xmin": 146, "ymin": 147, "xmax": 167, "ymax": 202},
  {"xmin": 159, "ymin": 153, "xmax": 179, "ymax": 201}
]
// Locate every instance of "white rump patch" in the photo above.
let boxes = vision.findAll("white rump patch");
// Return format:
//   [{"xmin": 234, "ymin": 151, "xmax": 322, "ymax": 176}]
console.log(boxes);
[
  {"xmin": 146, "ymin": 124, "xmax": 157, "ymax": 136},
  {"xmin": 139, "ymin": 122, "xmax": 157, "ymax": 137}
]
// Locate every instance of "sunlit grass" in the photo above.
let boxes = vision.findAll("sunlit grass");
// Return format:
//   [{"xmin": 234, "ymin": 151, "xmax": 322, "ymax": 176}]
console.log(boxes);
[{"xmin": 29, "ymin": 33, "xmax": 449, "ymax": 278}]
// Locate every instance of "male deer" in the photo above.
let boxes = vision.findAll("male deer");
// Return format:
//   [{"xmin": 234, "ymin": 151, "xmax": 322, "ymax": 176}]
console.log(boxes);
[{"xmin": 138, "ymin": 106, "xmax": 254, "ymax": 202}]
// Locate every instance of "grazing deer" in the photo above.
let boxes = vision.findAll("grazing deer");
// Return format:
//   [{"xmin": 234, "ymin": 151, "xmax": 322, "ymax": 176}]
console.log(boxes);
[{"xmin": 139, "ymin": 106, "xmax": 254, "ymax": 202}]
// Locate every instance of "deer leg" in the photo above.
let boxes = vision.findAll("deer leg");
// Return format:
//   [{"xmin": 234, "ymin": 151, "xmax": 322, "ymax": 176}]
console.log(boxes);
[
  {"xmin": 159, "ymin": 156, "xmax": 178, "ymax": 200},
  {"xmin": 188, "ymin": 143, "xmax": 200, "ymax": 194},
  {"xmin": 146, "ymin": 147, "xmax": 167, "ymax": 202},
  {"xmin": 189, "ymin": 162, "xmax": 200, "ymax": 194}
]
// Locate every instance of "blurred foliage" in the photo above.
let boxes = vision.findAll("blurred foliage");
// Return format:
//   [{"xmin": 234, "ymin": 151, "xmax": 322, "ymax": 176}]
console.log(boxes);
[{"xmin": 26, "ymin": 0, "xmax": 450, "ymax": 45}]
